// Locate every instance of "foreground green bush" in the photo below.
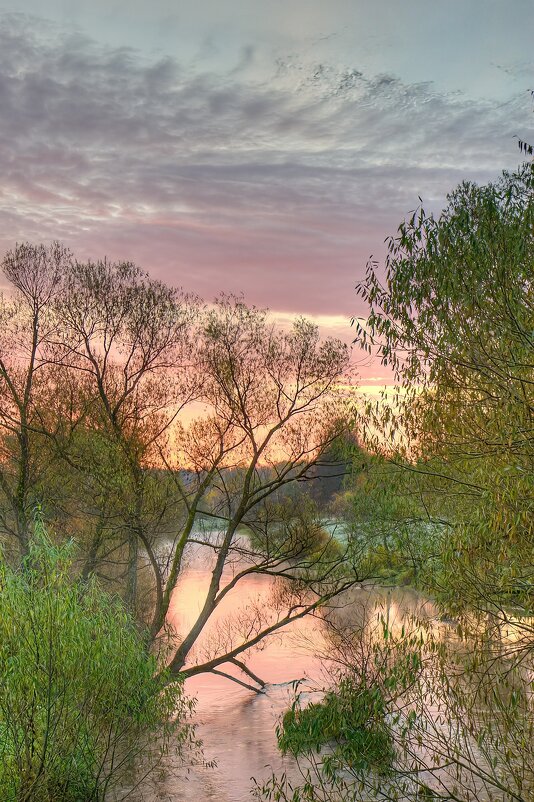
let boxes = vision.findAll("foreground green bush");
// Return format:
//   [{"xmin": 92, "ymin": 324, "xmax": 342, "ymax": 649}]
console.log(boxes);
[
  {"xmin": 0, "ymin": 525, "xmax": 193, "ymax": 802},
  {"xmin": 279, "ymin": 677, "xmax": 393, "ymax": 775}
]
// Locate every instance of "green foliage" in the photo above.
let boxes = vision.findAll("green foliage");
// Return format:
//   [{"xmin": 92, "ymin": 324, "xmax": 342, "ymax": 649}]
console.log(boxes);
[
  {"xmin": 257, "ymin": 612, "xmax": 429, "ymax": 802},
  {"xmin": 260, "ymin": 600, "xmax": 534, "ymax": 802},
  {"xmin": 353, "ymin": 165, "xmax": 534, "ymax": 611},
  {"xmin": 260, "ymin": 166, "xmax": 534, "ymax": 802},
  {"xmin": 335, "ymin": 449, "xmax": 448, "ymax": 586},
  {"xmin": 0, "ymin": 522, "xmax": 193, "ymax": 802},
  {"xmin": 279, "ymin": 678, "xmax": 393, "ymax": 775}
]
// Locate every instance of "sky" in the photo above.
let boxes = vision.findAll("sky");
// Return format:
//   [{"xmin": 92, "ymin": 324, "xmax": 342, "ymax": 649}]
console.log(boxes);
[{"xmin": 0, "ymin": 1, "xmax": 532, "ymax": 383}]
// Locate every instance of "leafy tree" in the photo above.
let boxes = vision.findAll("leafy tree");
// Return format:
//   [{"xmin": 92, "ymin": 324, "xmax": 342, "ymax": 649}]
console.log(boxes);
[
  {"xmin": 0, "ymin": 521, "xmax": 194, "ymax": 802},
  {"xmin": 353, "ymin": 164, "xmax": 533, "ymax": 613},
  {"xmin": 56, "ymin": 258, "xmax": 199, "ymax": 614},
  {"xmin": 261, "ymin": 165, "xmax": 534, "ymax": 802},
  {"xmin": 516, "ymin": 89, "xmax": 534, "ymax": 157},
  {"xmin": 54, "ymin": 289, "xmax": 358, "ymax": 687},
  {"xmin": 269, "ymin": 163, "xmax": 534, "ymax": 802},
  {"xmin": 333, "ymin": 450, "xmax": 449, "ymax": 585},
  {"xmin": 278, "ymin": 677, "xmax": 393, "ymax": 773}
]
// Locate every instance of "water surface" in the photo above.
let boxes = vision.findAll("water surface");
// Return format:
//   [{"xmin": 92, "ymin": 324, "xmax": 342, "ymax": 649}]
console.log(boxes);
[{"xmin": 133, "ymin": 542, "xmax": 438, "ymax": 801}]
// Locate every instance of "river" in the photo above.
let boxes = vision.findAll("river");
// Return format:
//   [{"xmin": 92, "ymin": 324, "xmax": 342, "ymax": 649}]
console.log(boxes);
[{"xmin": 130, "ymin": 539, "xmax": 443, "ymax": 802}]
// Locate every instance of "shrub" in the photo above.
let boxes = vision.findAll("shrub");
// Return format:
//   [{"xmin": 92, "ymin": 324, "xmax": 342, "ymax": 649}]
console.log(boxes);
[
  {"xmin": 279, "ymin": 677, "xmax": 393, "ymax": 775},
  {"xmin": 0, "ymin": 524, "xmax": 193, "ymax": 802}
]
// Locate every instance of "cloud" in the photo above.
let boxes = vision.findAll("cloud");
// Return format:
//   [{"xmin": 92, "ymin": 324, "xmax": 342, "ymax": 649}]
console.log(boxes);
[{"xmin": 0, "ymin": 11, "xmax": 530, "ymax": 333}]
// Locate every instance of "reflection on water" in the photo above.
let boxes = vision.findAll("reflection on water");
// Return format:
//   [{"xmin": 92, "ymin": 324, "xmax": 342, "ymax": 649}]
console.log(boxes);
[
  {"xmin": 129, "ymin": 536, "xmax": 533, "ymax": 802},
  {"xmin": 131, "ymin": 540, "xmax": 442, "ymax": 802},
  {"xmin": 156, "ymin": 551, "xmax": 330, "ymax": 801}
]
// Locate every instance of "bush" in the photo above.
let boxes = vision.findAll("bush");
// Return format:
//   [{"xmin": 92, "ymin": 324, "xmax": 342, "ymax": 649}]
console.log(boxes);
[
  {"xmin": 279, "ymin": 678, "xmax": 393, "ymax": 775},
  {"xmin": 0, "ymin": 524, "xmax": 193, "ymax": 802}
]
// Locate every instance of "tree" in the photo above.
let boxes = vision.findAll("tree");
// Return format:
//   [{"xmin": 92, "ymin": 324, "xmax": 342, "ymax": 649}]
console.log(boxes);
[
  {"xmin": 258, "ymin": 597, "xmax": 534, "ymax": 802},
  {"xmin": 353, "ymin": 164, "xmax": 533, "ymax": 613},
  {"xmin": 270, "ymin": 163, "xmax": 534, "ymax": 802},
  {"xmin": 0, "ymin": 522, "xmax": 193, "ymax": 802},
  {"xmin": 55, "ymin": 258, "xmax": 199, "ymax": 614},
  {"xmin": 0, "ymin": 247, "xmax": 361, "ymax": 693},
  {"xmin": 55, "ymin": 284, "xmax": 359, "ymax": 687},
  {"xmin": 333, "ymin": 450, "xmax": 449, "ymax": 586},
  {"xmin": 260, "ymin": 164, "xmax": 534, "ymax": 802},
  {"xmin": 0, "ymin": 243, "xmax": 71, "ymax": 559},
  {"xmin": 516, "ymin": 89, "xmax": 534, "ymax": 157},
  {"xmin": 149, "ymin": 299, "xmax": 358, "ymax": 688}
]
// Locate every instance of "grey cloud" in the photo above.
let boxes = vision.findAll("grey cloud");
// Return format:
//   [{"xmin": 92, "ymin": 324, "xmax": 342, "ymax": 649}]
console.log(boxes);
[{"xmin": 0, "ymin": 12, "xmax": 530, "ymax": 319}]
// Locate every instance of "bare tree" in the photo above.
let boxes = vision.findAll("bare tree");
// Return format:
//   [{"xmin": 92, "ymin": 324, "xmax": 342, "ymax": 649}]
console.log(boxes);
[
  {"xmin": 0, "ymin": 247, "xmax": 360, "ymax": 692},
  {"xmin": 147, "ymin": 298, "xmax": 358, "ymax": 690},
  {"xmin": 0, "ymin": 242, "xmax": 71, "ymax": 558},
  {"xmin": 56, "ymin": 258, "xmax": 200, "ymax": 613}
]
